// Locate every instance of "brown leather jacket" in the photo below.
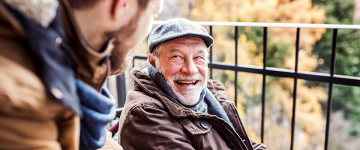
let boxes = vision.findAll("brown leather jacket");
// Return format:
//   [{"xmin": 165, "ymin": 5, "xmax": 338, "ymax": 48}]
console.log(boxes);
[{"xmin": 118, "ymin": 68, "xmax": 268, "ymax": 150}]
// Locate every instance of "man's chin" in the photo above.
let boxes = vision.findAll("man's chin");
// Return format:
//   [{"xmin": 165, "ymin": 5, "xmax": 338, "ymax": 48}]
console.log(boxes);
[
  {"xmin": 110, "ymin": 43, "xmax": 137, "ymax": 75},
  {"xmin": 110, "ymin": 55, "xmax": 130, "ymax": 75},
  {"xmin": 176, "ymin": 92, "xmax": 201, "ymax": 106}
]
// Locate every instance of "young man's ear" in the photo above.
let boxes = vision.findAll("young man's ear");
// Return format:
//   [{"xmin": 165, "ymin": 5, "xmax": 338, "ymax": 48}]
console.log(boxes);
[
  {"xmin": 111, "ymin": 0, "xmax": 127, "ymax": 19},
  {"xmin": 148, "ymin": 53, "xmax": 157, "ymax": 67}
]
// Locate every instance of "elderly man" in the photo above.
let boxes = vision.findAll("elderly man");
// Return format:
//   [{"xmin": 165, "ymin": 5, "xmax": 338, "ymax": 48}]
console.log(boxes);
[
  {"xmin": 118, "ymin": 18, "xmax": 268, "ymax": 150},
  {"xmin": 0, "ymin": 0, "xmax": 162, "ymax": 149}
]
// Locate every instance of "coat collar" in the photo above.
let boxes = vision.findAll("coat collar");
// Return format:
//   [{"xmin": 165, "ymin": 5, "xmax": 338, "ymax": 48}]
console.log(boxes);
[
  {"xmin": 0, "ymin": 0, "xmax": 113, "ymax": 91},
  {"xmin": 4, "ymin": 0, "xmax": 58, "ymax": 28},
  {"xmin": 130, "ymin": 68, "xmax": 230, "ymax": 118},
  {"xmin": 59, "ymin": 0, "xmax": 114, "ymax": 91},
  {"xmin": 131, "ymin": 68, "xmax": 191, "ymax": 118}
]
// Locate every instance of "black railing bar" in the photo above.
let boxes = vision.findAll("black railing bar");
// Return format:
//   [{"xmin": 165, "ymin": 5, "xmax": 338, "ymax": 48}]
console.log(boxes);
[
  {"xmin": 116, "ymin": 74, "xmax": 126, "ymax": 108},
  {"xmin": 234, "ymin": 26, "xmax": 239, "ymax": 107},
  {"xmin": 290, "ymin": 78, "xmax": 297, "ymax": 150},
  {"xmin": 210, "ymin": 25, "xmax": 213, "ymax": 79},
  {"xmin": 235, "ymin": 26, "xmax": 239, "ymax": 67},
  {"xmin": 261, "ymin": 27, "xmax": 267, "ymax": 143},
  {"xmin": 132, "ymin": 55, "xmax": 360, "ymax": 85},
  {"xmin": 132, "ymin": 56, "xmax": 360, "ymax": 82},
  {"xmin": 206, "ymin": 61, "xmax": 359, "ymax": 77},
  {"xmin": 290, "ymin": 28, "xmax": 301, "ymax": 150},
  {"xmin": 324, "ymin": 29, "xmax": 338, "ymax": 150},
  {"xmin": 134, "ymin": 54, "xmax": 148, "ymax": 60},
  {"xmin": 329, "ymin": 29, "xmax": 338, "ymax": 77},
  {"xmin": 261, "ymin": 75, "xmax": 266, "ymax": 143},
  {"xmin": 207, "ymin": 63, "xmax": 360, "ymax": 86},
  {"xmin": 324, "ymin": 83, "xmax": 333, "ymax": 150},
  {"xmin": 295, "ymin": 28, "xmax": 300, "ymax": 73},
  {"xmin": 153, "ymin": 21, "xmax": 360, "ymax": 29},
  {"xmin": 132, "ymin": 57, "xmax": 136, "ymax": 68},
  {"xmin": 263, "ymin": 27, "xmax": 267, "ymax": 70}
]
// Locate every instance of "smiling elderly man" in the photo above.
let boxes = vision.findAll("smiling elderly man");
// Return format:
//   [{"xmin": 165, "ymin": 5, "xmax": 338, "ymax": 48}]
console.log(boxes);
[{"xmin": 117, "ymin": 18, "xmax": 268, "ymax": 150}]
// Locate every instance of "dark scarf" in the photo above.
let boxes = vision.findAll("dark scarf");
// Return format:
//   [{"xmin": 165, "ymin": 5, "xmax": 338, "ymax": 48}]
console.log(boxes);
[
  {"xmin": 76, "ymin": 79, "xmax": 116, "ymax": 150},
  {"xmin": 144, "ymin": 60, "xmax": 233, "ymax": 128}
]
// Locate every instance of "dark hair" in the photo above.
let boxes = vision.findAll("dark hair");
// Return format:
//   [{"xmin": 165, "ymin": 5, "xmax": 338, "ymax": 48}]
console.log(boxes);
[{"xmin": 69, "ymin": 0, "xmax": 150, "ymax": 10}]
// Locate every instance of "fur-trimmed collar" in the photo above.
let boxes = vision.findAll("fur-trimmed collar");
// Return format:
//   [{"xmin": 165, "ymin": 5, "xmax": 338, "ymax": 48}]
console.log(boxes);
[{"xmin": 4, "ymin": 0, "xmax": 58, "ymax": 27}]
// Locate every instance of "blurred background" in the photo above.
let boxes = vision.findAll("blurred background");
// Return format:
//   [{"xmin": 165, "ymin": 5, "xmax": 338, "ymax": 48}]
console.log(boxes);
[{"xmin": 107, "ymin": 0, "xmax": 360, "ymax": 149}]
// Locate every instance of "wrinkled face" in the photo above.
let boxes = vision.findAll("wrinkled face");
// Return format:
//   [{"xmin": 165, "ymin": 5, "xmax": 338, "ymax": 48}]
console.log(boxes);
[
  {"xmin": 154, "ymin": 37, "xmax": 208, "ymax": 106},
  {"xmin": 110, "ymin": 0, "xmax": 163, "ymax": 75}
]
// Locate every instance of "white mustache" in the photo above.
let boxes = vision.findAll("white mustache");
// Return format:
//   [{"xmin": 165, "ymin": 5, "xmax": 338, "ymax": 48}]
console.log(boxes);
[{"xmin": 170, "ymin": 73, "xmax": 204, "ymax": 81}]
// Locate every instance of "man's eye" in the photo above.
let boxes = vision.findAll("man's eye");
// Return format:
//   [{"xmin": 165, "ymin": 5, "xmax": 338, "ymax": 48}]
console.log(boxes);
[
  {"xmin": 195, "ymin": 56, "xmax": 204, "ymax": 59},
  {"xmin": 173, "ymin": 56, "xmax": 180, "ymax": 58}
]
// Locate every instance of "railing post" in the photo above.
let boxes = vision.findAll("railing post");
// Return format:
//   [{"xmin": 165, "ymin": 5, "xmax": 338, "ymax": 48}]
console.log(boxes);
[
  {"xmin": 116, "ymin": 74, "xmax": 126, "ymax": 108},
  {"xmin": 324, "ymin": 28, "xmax": 338, "ymax": 150},
  {"xmin": 261, "ymin": 27, "xmax": 267, "ymax": 143},
  {"xmin": 234, "ymin": 26, "xmax": 239, "ymax": 107},
  {"xmin": 290, "ymin": 28, "xmax": 301, "ymax": 150}
]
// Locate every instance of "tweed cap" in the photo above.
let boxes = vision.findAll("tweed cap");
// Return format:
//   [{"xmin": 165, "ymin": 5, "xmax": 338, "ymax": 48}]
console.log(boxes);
[{"xmin": 148, "ymin": 18, "xmax": 214, "ymax": 53}]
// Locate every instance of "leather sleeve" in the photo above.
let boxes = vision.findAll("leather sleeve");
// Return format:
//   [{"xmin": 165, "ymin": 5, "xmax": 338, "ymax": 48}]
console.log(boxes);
[
  {"xmin": 250, "ymin": 137, "xmax": 268, "ymax": 150},
  {"xmin": 120, "ymin": 101, "xmax": 195, "ymax": 150}
]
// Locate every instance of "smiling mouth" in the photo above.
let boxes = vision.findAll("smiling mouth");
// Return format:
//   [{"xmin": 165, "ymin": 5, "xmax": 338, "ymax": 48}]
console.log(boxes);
[{"xmin": 175, "ymin": 80, "xmax": 200, "ymax": 86}]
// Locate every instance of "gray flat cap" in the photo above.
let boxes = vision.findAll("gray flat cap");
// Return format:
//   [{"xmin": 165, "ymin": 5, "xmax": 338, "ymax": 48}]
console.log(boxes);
[{"xmin": 148, "ymin": 18, "xmax": 214, "ymax": 53}]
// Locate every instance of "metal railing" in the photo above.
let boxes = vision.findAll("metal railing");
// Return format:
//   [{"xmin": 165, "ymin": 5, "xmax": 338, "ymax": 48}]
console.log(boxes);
[{"xmin": 116, "ymin": 21, "xmax": 360, "ymax": 150}]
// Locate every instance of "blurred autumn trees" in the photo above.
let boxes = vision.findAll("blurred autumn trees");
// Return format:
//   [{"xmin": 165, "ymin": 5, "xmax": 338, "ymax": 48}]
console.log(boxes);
[
  {"xmin": 179, "ymin": 0, "xmax": 359, "ymax": 149},
  {"xmin": 180, "ymin": 0, "xmax": 329, "ymax": 149},
  {"xmin": 311, "ymin": 0, "xmax": 360, "ymax": 148}
]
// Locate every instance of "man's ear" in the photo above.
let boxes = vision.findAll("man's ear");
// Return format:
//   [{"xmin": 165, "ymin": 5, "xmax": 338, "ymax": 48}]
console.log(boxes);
[
  {"xmin": 111, "ymin": 0, "xmax": 127, "ymax": 20},
  {"xmin": 148, "ymin": 54, "xmax": 157, "ymax": 67}
]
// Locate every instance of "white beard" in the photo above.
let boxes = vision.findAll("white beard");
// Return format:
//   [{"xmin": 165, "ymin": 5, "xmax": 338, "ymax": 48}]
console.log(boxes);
[{"xmin": 155, "ymin": 62, "xmax": 206, "ymax": 105}]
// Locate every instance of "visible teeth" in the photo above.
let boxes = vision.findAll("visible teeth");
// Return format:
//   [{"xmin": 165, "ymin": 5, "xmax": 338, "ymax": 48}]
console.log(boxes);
[{"xmin": 177, "ymin": 81, "xmax": 196, "ymax": 84}]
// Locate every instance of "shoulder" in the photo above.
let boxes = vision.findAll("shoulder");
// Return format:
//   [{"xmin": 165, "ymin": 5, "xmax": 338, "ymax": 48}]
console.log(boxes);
[
  {"xmin": 125, "ymin": 90, "xmax": 166, "ymax": 111},
  {"xmin": 118, "ymin": 90, "xmax": 168, "ymax": 129},
  {"xmin": 207, "ymin": 80, "xmax": 229, "ymax": 102},
  {"xmin": 118, "ymin": 90, "xmax": 180, "ymax": 145},
  {"xmin": 207, "ymin": 80, "xmax": 226, "ymax": 90}
]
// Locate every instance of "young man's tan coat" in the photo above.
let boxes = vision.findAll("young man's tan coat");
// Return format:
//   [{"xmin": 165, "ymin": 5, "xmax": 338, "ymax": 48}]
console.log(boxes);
[{"xmin": 0, "ymin": 0, "xmax": 120, "ymax": 149}]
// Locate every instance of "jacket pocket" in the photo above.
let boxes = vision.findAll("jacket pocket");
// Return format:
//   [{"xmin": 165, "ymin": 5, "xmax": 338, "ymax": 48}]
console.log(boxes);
[
  {"xmin": 179, "ymin": 118, "xmax": 212, "ymax": 136},
  {"xmin": 179, "ymin": 118, "xmax": 232, "ymax": 150}
]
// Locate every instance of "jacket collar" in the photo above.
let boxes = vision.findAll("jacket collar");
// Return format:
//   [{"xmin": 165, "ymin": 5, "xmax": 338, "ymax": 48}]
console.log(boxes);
[
  {"xmin": 4, "ymin": 0, "xmax": 58, "ymax": 28},
  {"xmin": 130, "ymin": 68, "xmax": 230, "ymax": 118},
  {"xmin": 131, "ymin": 68, "xmax": 191, "ymax": 118},
  {"xmin": 0, "ymin": 0, "xmax": 113, "ymax": 91},
  {"xmin": 59, "ymin": 0, "xmax": 114, "ymax": 91}
]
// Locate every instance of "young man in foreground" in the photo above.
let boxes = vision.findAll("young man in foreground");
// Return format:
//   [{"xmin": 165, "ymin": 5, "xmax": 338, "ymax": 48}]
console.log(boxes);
[{"xmin": 0, "ymin": 0, "xmax": 162, "ymax": 149}]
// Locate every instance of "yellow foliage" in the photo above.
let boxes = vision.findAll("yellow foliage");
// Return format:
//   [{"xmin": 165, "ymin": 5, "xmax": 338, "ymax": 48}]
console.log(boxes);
[{"xmin": 182, "ymin": 0, "xmax": 328, "ymax": 149}]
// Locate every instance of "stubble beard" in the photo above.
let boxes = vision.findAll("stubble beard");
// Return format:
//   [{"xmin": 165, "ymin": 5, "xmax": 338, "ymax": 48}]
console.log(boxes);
[{"xmin": 108, "ymin": 11, "xmax": 141, "ymax": 75}]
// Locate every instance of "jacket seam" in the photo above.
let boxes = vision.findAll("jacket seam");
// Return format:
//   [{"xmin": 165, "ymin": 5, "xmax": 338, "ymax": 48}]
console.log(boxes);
[{"xmin": 229, "ymin": 103, "xmax": 253, "ymax": 149}]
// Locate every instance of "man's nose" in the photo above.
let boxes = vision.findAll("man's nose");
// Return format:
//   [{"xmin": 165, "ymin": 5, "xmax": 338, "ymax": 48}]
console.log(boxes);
[{"xmin": 181, "ymin": 59, "xmax": 198, "ymax": 75}]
